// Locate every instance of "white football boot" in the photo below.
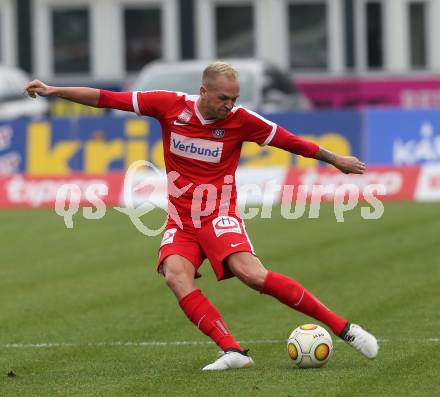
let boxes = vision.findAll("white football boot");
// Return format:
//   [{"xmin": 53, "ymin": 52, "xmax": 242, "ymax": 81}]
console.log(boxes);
[
  {"xmin": 202, "ymin": 350, "xmax": 255, "ymax": 371},
  {"xmin": 343, "ymin": 323, "xmax": 379, "ymax": 359}
]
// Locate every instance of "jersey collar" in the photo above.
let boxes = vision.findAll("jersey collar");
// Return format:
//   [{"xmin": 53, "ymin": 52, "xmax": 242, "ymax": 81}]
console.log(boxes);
[{"xmin": 194, "ymin": 98, "xmax": 216, "ymax": 125}]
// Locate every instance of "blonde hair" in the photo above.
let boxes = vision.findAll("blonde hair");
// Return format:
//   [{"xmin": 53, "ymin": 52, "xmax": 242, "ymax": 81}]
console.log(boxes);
[{"xmin": 202, "ymin": 62, "xmax": 239, "ymax": 87}]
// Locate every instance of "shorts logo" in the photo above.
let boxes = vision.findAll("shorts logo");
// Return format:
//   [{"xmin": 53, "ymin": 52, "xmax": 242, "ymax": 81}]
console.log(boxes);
[
  {"xmin": 160, "ymin": 228, "xmax": 177, "ymax": 247},
  {"xmin": 170, "ymin": 132, "xmax": 223, "ymax": 163},
  {"xmin": 212, "ymin": 216, "xmax": 242, "ymax": 237},
  {"xmin": 212, "ymin": 128, "xmax": 225, "ymax": 138}
]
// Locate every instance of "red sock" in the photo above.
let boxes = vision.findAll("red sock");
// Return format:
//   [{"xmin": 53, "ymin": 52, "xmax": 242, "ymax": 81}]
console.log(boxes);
[
  {"xmin": 261, "ymin": 271, "xmax": 347, "ymax": 335},
  {"xmin": 179, "ymin": 289, "xmax": 242, "ymax": 351}
]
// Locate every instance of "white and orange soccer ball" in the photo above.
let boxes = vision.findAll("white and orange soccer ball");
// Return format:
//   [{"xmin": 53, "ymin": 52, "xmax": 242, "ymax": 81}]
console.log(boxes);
[{"xmin": 287, "ymin": 324, "xmax": 333, "ymax": 368}]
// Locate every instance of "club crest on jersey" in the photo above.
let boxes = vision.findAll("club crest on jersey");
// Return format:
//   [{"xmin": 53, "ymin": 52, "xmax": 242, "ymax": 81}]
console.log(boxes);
[
  {"xmin": 177, "ymin": 109, "xmax": 192, "ymax": 124},
  {"xmin": 212, "ymin": 128, "xmax": 225, "ymax": 138},
  {"xmin": 212, "ymin": 216, "xmax": 242, "ymax": 237}
]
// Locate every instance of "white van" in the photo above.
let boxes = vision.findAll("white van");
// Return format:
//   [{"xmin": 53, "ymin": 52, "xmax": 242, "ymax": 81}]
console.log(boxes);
[{"xmin": 127, "ymin": 59, "xmax": 309, "ymax": 113}]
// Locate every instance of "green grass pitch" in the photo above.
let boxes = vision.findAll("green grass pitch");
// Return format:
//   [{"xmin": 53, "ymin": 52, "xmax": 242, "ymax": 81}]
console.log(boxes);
[{"xmin": 1, "ymin": 202, "xmax": 439, "ymax": 396}]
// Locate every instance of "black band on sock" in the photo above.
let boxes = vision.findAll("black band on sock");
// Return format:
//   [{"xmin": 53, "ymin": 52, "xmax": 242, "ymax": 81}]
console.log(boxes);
[
  {"xmin": 339, "ymin": 322, "xmax": 351, "ymax": 339},
  {"xmin": 224, "ymin": 347, "xmax": 248, "ymax": 356}
]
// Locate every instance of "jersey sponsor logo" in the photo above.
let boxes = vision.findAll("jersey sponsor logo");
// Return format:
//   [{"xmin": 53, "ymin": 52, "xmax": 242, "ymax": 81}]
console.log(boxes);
[
  {"xmin": 170, "ymin": 132, "xmax": 223, "ymax": 163},
  {"xmin": 230, "ymin": 242, "xmax": 245, "ymax": 248},
  {"xmin": 212, "ymin": 128, "xmax": 225, "ymax": 138},
  {"xmin": 160, "ymin": 228, "xmax": 177, "ymax": 247},
  {"xmin": 212, "ymin": 216, "xmax": 242, "ymax": 237}
]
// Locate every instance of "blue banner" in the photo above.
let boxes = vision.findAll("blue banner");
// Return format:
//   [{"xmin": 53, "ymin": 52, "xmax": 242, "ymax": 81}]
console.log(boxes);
[
  {"xmin": 268, "ymin": 110, "xmax": 362, "ymax": 157},
  {"xmin": 0, "ymin": 110, "xmax": 362, "ymax": 176},
  {"xmin": 365, "ymin": 109, "xmax": 440, "ymax": 165}
]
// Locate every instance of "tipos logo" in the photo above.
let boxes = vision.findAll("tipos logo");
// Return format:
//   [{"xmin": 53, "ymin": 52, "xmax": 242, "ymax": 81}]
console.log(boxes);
[
  {"xmin": 170, "ymin": 132, "xmax": 223, "ymax": 163},
  {"xmin": 212, "ymin": 216, "xmax": 242, "ymax": 237}
]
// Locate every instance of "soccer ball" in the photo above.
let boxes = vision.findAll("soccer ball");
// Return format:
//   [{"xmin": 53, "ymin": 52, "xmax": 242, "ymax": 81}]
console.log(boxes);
[{"xmin": 287, "ymin": 324, "xmax": 333, "ymax": 368}]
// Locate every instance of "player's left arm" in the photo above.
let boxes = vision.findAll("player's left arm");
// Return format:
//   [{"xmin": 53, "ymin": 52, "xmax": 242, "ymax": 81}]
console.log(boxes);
[
  {"xmin": 313, "ymin": 147, "xmax": 366, "ymax": 174},
  {"xmin": 269, "ymin": 126, "xmax": 366, "ymax": 175}
]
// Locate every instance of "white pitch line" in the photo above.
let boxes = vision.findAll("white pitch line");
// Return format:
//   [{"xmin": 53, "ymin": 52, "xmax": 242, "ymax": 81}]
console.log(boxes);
[
  {"xmin": 1, "ymin": 340, "xmax": 279, "ymax": 349},
  {"xmin": 0, "ymin": 338, "xmax": 439, "ymax": 349}
]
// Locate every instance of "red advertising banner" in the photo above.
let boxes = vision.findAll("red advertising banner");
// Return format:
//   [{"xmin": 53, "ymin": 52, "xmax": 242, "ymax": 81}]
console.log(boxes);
[
  {"xmin": 0, "ymin": 166, "xmax": 434, "ymax": 208},
  {"xmin": 415, "ymin": 164, "xmax": 440, "ymax": 201},
  {"xmin": 282, "ymin": 166, "xmax": 421, "ymax": 202},
  {"xmin": 0, "ymin": 173, "xmax": 124, "ymax": 208}
]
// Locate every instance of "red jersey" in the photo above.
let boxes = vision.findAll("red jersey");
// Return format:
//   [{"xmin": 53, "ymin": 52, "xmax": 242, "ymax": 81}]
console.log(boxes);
[{"xmin": 98, "ymin": 90, "xmax": 319, "ymax": 226}]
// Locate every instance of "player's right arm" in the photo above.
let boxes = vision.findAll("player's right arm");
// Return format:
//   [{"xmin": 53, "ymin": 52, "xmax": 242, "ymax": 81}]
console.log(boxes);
[
  {"xmin": 25, "ymin": 80, "xmax": 103, "ymax": 107},
  {"xmin": 25, "ymin": 81, "xmax": 179, "ymax": 117}
]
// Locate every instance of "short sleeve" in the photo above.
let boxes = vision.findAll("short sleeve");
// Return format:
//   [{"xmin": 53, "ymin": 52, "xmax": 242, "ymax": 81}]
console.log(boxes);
[{"xmin": 133, "ymin": 90, "xmax": 182, "ymax": 119}]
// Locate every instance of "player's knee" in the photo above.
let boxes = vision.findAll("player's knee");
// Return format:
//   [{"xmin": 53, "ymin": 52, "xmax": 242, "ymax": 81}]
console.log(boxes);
[
  {"xmin": 162, "ymin": 257, "xmax": 194, "ymax": 291},
  {"xmin": 163, "ymin": 265, "xmax": 183, "ymax": 287},
  {"xmin": 163, "ymin": 269, "xmax": 179, "ymax": 289}
]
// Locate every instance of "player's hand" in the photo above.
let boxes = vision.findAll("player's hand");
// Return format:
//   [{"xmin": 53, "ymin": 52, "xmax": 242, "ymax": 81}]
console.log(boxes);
[
  {"xmin": 24, "ymin": 80, "xmax": 55, "ymax": 98},
  {"xmin": 333, "ymin": 155, "xmax": 366, "ymax": 174}
]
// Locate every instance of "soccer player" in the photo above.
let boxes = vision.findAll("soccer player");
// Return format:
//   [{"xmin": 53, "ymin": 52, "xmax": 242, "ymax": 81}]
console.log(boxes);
[{"xmin": 25, "ymin": 62, "xmax": 378, "ymax": 370}]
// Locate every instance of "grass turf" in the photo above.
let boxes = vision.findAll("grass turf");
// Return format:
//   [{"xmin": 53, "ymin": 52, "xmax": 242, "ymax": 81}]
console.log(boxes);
[{"xmin": 0, "ymin": 202, "xmax": 439, "ymax": 396}]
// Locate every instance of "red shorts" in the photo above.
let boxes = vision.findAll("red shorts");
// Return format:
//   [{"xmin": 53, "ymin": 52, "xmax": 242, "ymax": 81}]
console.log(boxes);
[{"xmin": 157, "ymin": 215, "xmax": 256, "ymax": 281}]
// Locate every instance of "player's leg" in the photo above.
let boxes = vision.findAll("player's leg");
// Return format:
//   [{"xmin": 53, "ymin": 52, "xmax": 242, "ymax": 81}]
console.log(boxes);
[
  {"xmin": 162, "ymin": 254, "xmax": 241, "ymax": 350},
  {"xmin": 161, "ymin": 254, "xmax": 197, "ymax": 300},
  {"xmin": 161, "ymin": 254, "xmax": 254, "ymax": 370},
  {"xmin": 226, "ymin": 252, "xmax": 378, "ymax": 359},
  {"xmin": 226, "ymin": 253, "xmax": 348, "ymax": 335}
]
